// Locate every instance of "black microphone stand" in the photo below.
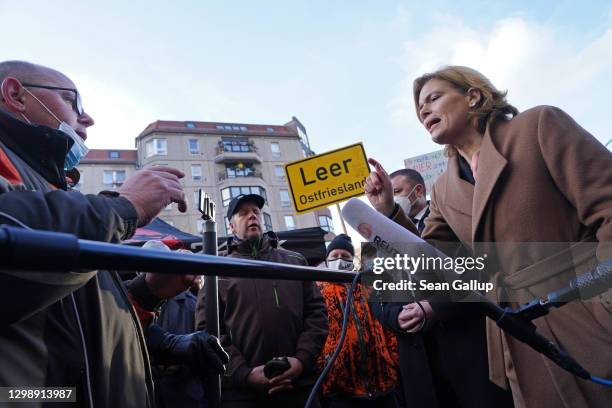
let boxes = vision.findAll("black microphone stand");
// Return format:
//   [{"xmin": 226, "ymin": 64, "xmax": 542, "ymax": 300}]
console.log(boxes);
[
  {"xmin": 198, "ymin": 190, "xmax": 222, "ymax": 408},
  {"xmin": 0, "ymin": 225, "xmax": 356, "ymax": 282}
]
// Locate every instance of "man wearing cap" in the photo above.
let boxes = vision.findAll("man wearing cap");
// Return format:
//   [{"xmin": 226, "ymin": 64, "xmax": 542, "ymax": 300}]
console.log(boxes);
[{"xmin": 196, "ymin": 194, "xmax": 328, "ymax": 408}]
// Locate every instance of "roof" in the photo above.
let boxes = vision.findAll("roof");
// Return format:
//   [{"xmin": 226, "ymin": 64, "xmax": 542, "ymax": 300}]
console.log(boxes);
[
  {"xmin": 81, "ymin": 149, "xmax": 138, "ymax": 164},
  {"xmin": 137, "ymin": 120, "xmax": 299, "ymax": 140}
]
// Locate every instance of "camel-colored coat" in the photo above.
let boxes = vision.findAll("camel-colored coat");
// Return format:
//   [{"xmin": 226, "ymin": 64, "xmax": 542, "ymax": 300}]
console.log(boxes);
[{"xmin": 393, "ymin": 106, "xmax": 612, "ymax": 408}]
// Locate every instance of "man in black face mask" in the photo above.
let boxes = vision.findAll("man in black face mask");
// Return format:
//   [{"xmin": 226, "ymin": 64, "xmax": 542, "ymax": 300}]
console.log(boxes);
[
  {"xmin": 196, "ymin": 194, "xmax": 328, "ymax": 408},
  {"xmin": 0, "ymin": 60, "xmax": 227, "ymax": 408}
]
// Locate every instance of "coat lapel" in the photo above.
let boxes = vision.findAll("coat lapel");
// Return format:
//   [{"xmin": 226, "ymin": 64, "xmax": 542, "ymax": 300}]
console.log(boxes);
[
  {"xmin": 442, "ymin": 156, "xmax": 474, "ymax": 244},
  {"xmin": 443, "ymin": 155, "xmax": 473, "ymax": 217},
  {"xmin": 471, "ymin": 123, "xmax": 507, "ymax": 242}
]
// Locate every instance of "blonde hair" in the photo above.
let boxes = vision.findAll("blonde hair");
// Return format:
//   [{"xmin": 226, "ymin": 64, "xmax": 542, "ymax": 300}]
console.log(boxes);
[{"xmin": 413, "ymin": 66, "xmax": 518, "ymax": 156}]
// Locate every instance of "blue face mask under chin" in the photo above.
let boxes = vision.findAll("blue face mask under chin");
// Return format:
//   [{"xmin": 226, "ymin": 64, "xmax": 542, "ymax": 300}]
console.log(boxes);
[
  {"xmin": 60, "ymin": 122, "xmax": 88, "ymax": 170},
  {"xmin": 19, "ymin": 85, "xmax": 89, "ymax": 170}
]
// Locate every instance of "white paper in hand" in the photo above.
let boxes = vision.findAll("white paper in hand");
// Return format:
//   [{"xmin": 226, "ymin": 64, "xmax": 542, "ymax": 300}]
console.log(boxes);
[{"xmin": 341, "ymin": 198, "xmax": 424, "ymax": 245}]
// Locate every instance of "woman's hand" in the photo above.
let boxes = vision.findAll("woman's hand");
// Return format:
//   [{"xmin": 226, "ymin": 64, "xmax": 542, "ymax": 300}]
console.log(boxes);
[
  {"xmin": 397, "ymin": 301, "xmax": 434, "ymax": 332},
  {"xmin": 365, "ymin": 158, "xmax": 395, "ymax": 216}
]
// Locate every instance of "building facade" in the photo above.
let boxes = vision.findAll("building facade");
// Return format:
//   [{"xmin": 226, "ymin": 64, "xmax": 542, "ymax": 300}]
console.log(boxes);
[
  {"xmin": 76, "ymin": 149, "xmax": 138, "ymax": 195},
  {"xmin": 77, "ymin": 118, "xmax": 334, "ymax": 237}
]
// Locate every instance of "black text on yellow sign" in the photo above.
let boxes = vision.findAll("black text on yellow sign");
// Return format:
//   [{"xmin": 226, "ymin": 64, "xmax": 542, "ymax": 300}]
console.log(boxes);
[{"xmin": 284, "ymin": 143, "xmax": 370, "ymax": 214}]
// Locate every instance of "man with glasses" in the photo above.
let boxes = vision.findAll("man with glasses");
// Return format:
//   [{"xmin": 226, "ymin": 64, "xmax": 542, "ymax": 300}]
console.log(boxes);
[
  {"xmin": 0, "ymin": 60, "xmax": 227, "ymax": 408},
  {"xmin": 20, "ymin": 83, "xmax": 85, "ymax": 117}
]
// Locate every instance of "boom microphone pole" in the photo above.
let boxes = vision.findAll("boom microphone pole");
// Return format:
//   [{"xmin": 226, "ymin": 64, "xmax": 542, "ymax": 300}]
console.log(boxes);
[{"xmin": 0, "ymin": 225, "xmax": 356, "ymax": 283}]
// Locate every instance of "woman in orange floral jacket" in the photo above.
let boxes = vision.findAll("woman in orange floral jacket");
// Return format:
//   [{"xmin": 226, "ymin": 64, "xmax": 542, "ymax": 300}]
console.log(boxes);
[{"xmin": 317, "ymin": 234, "xmax": 399, "ymax": 408}]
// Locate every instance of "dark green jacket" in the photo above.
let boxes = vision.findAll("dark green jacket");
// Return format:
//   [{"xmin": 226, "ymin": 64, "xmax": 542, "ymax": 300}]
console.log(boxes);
[{"xmin": 196, "ymin": 232, "xmax": 328, "ymax": 401}]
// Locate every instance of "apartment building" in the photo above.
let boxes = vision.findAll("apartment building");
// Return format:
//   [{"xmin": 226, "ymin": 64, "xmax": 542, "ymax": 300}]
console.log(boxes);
[
  {"xmin": 76, "ymin": 118, "xmax": 334, "ymax": 237},
  {"xmin": 77, "ymin": 149, "xmax": 138, "ymax": 194}
]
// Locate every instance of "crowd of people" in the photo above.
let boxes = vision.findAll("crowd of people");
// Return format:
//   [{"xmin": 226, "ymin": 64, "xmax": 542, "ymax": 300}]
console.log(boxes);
[{"xmin": 0, "ymin": 60, "xmax": 610, "ymax": 408}]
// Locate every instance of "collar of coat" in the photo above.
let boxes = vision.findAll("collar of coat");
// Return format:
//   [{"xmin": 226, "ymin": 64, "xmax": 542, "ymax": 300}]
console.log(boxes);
[
  {"xmin": 441, "ymin": 118, "xmax": 509, "ymax": 243},
  {"xmin": 0, "ymin": 108, "xmax": 72, "ymax": 190},
  {"xmin": 227, "ymin": 231, "xmax": 279, "ymax": 256}
]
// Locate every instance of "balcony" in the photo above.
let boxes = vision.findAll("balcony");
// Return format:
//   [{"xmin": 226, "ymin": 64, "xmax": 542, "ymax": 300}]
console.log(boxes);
[
  {"xmin": 217, "ymin": 170, "xmax": 263, "ymax": 182},
  {"xmin": 214, "ymin": 141, "xmax": 262, "ymax": 163}
]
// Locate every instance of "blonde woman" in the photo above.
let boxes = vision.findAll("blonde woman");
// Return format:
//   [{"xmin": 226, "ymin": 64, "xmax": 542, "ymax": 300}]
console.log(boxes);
[{"xmin": 365, "ymin": 66, "xmax": 612, "ymax": 408}]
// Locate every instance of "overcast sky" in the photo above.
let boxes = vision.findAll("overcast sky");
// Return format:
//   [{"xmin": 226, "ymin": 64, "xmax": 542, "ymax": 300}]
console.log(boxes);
[{"xmin": 2, "ymin": 0, "xmax": 611, "ymax": 237}]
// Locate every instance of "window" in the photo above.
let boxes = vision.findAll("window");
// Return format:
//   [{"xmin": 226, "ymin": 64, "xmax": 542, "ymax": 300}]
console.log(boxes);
[
  {"xmin": 284, "ymin": 215, "xmax": 296, "ymax": 230},
  {"xmin": 274, "ymin": 165, "xmax": 285, "ymax": 180},
  {"xmin": 297, "ymin": 126, "xmax": 307, "ymax": 142},
  {"xmin": 280, "ymin": 190, "xmax": 290, "ymax": 207},
  {"xmin": 226, "ymin": 163, "xmax": 254, "ymax": 178},
  {"xmin": 221, "ymin": 186, "xmax": 267, "ymax": 206},
  {"xmin": 109, "ymin": 151, "xmax": 120, "ymax": 159},
  {"xmin": 185, "ymin": 122, "xmax": 196, "ymax": 129},
  {"xmin": 222, "ymin": 137, "xmax": 253, "ymax": 153},
  {"xmin": 194, "ymin": 191, "xmax": 200, "ymax": 206},
  {"xmin": 270, "ymin": 142, "xmax": 280, "ymax": 157},
  {"xmin": 263, "ymin": 213, "xmax": 273, "ymax": 231},
  {"xmin": 191, "ymin": 164, "xmax": 202, "ymax": 181},
  {"xmin": 103, "ymin": 170, "xmax": 126, "ymax": 189},
  {"xmin": 318, "ymin": 215, "xmax": 334, "ymax": 232},
  {"xmin": 74, "ymin": 172, "xmax": 84, "ymax": 191},
  {"xmin": 225, "ymin": 218, "xmax": 232, "ymax": 235},
  {"xmin": 266, "ymin": 127, "xmax": 275, "ymax": 133},
  {"xmin": 145, "ymin": 138, "xmax": 167, "ymax": 157},
  {"xmin": 188, "ymin": 139, "xmax": 199, "ymax": 154},
  {"xmin": 217, "ymin": 124, "xmax": 247, "ymax": 133}
]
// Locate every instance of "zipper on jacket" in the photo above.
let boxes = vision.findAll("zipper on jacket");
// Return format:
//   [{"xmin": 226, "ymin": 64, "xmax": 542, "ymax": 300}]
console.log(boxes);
[{"xmin": 273, "ymin": 283, "xmax": 280, "ymax": 308}]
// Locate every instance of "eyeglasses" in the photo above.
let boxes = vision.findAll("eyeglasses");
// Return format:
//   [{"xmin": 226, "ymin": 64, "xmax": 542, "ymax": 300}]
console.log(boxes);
[{"xmin": 20, "ymin": 83, "xmax": 84, "ymax": 116}]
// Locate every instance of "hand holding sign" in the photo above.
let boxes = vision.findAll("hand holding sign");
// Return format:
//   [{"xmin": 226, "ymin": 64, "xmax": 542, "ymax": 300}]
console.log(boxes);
[{"xmin": 364, "ymin": 158, "xmax": 395, "ymax": 217}]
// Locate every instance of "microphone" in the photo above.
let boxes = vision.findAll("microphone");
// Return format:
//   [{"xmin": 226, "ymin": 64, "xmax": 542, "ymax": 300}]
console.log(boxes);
[{"xmin": 547, "ymin": 258, "xmax": 612, "ymax": 303}]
